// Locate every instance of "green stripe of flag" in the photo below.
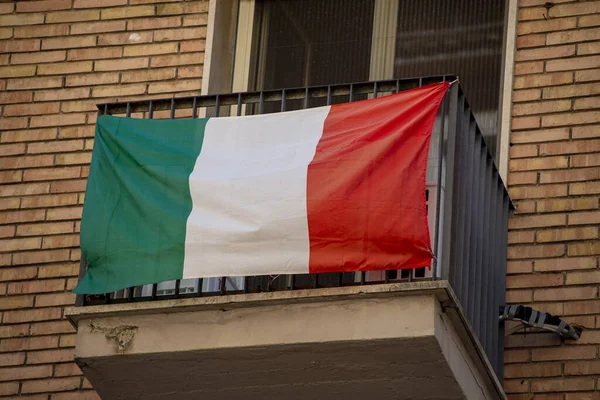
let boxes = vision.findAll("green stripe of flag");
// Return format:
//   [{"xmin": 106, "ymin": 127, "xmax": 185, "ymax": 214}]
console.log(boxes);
[{"xmin": 74, "ymin": 115, "xmax": 207, "ymax": 294}]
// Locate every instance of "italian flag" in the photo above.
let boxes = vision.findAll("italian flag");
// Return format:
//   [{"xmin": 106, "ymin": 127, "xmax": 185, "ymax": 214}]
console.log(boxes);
[{"xmin": 74, "ymin": 82, "xmax": 448, "ymax": 294}]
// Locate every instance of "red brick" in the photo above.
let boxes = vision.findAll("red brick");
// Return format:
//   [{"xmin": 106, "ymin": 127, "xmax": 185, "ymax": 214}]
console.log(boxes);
[
  {"xmin": 0, "ymin": 143, "xmax": 26, "ymax": 156},
  {"xmin": 0, "ymin": 65, "xmax": 36, "ymax": 78},
  {"xmin": 565, "ymin": 360, "xmax": 600, "ymax": 375},
  {"xmin": 20, "ymin": 194, "xmax": 78, "ymax": 210},
  {"xmin": 532, "ymin": 345, "xmax": 597, "ymax": 361},
  {"xmin": 151, "ymin": 53, "xmax": 201, "ymax": 67},
  {"xmin": 0, "ymin": 14, "xmax": 44, "ymax": 26},
  {"xmin": 531, "ymin": 377, "xmax": 595, "ymax": 392},
  {"xmin": 23, "ymin": 167, "xmax": 81, "ymax": 182},
  {"xmin": 38, "ymin": 263, "xmax": 79, "ymax": 278},
  {"xmin": 59, "ymin": 126, "xmax": 95, "ymax": 139},
  {"xmin": 508, "ymin": 171, "xmax": 537, "ymax": 185},
  {"xmin": 0, "ymin": 365, "xmax": 52, "ymax": 382},
  {"xmin": 0, "ymin": 352, "xmax": 25, "ymax": 367},
  {"xmin": 516, "ymin": 44, "xmax": 575, "ymax": 61},
  {"xmin": 97, "ymin": 31, "xmax": 153, "ymax": 46},
  {"xmin": 513, "ymin": 89, "xmax": 542, "ymax": 102},
  {"xmin": 14, "ymin": 24, "xmax": 69, "ymax": 38},
  {"xmin": 35, "ymin": 292, "xmax": 76, "ymax": 307},
  {"xmin": 0, "ymin": 209, "xmax": 46, "ymax": 225},
  {"xmin": 75, "ymin": 0, "xmax": 127, "ymax": 7},
  {"xmin": 3, "ymin": 307, "xmax": 62, "ymax": 323},
  {"xmin": 46, "ymin": 207, "xmax": 83, "ymax": 221},
  {"xmin": 509, "ymin": 156, "xmax": 569, "ymax": 172},
  {"xmin": 514, "ymin": 72, "xmax": 573, "ymax": 89},
  {"xmin": 12, "ymin": 249, "xmax": 70, "ymax": 265},
  {"xmin": 30, "ymin": 320, "xmax": 75, "ymax": 336},
  {"xmin": 541, "ymin": 167, "xmax": 600, "ymax": 183},
  {"xmin": 4, "ymin": 102, "xmax": 60, "ymax": 117},
  {"xmin": 504, "ymin": 362, "xmax": 561, "ymax": 378},
  {"xmin": 547, "ymin": 55, "xmax": 600, "ymax": 72},
  {"xmin": 8, "ymin": 279, "xmax": 65, "ymax": 295},
  {"xmin": 0, "ymin": 3, "xmax": 13, "ymax": 13},
  {"xmin": 127, "ymin": 16, "xmax": 181, "ymax": 30},
  {"xmin": 123, "ymin": 42, "xmax": 178, "ymax": 57},
  {"xmin": 55, "ymin": 153, "xmax": 92, "ymax": 165},
  {"xmin": 564, "ymin": 300, "xmax": 600, "ymax": 315},
  {"xmin": 512, "ymin": 116, "xmax": 541, "ymax": 130},
  {"xmin": 506, "ymin": 273, "xmax": 563, "ymax": 288},
  {"xmin": 507, "ymin": 260, "xmax": 534, "ymax": 274},
  {"xmin": 183, "ymin": 14, "xmax": 207, "ymax": 27},
  {"xmin": 509, "ymin": 230, "xmax": 535, "ymax": 244},
  {"xmin": 68, "ymin": 46, "xmax": 122, "ymax": 61},
  {"xmin": 575, "ymin": 69, "xmax": 600, "ymax": 83},
  {"xmin": 42, "ymin": 35, "xmax": 97, "ymax": 50},
  {"xmin": 22, "ymin": 377, "xmax": 80, "ymax": 394},
  {"xmin": 46, "ymin": 9, "xmax": 100, "ymax": 23},
  {"xmin": 42, "ymin": 234, "xmax": 80, "ymax": 249},
  {"xmin": 148, "ymin": 79, "xmax": 201, "ymax": 94},
  {"xmin": 94, "ymin": 57, "xmax": 148, "ymax": 71},
  {"xmin": 506, "ymin": 289, "xmax": 533, "ymax": 303},
  {"xmin": 568, "ymin": 242, "xmax": 600, "ymax": 257},
  {"xmin": 0, "ymin": 117, "xmax": 28, "ymax": 130},
  {"xmin": 504, "ymin": 379, "xmax": 530, "ymax": 393},
  {"xmin": 534, "ymin": 286, "xmax": 597, "ymax": 301},
  {"xmin": 16, "ymin": 0, "xmax": 71, "ymax": 12},
  {"xmin": 516, "ymin": 34, "xmax": 546, "ymax": 49},
  {"xmin": 572, "ymin": 153, "xmax": 600, "ymax": 167},
  {"xmin": 0, "ymin": 295, "xmax": 34, "ymax": 311},
  {"xmin": 0, "ymin": 38, "xmax": 41, "ymax": 53},
  {"xmin": 177, "ymin": 65, "xmax": 202, "ymax": 79},
  {"xmin": 101, "ymin": 5, "xmax": 155, "ymax": 19},
  {"xmin": 569, "ymin": 211, "xmax": 600, "ymax": 225},
  {"xmin": 154, "ymin": 27, "xmax": 206, "ymax": 42},
  {"xmin": 0, "ymin": 335, "xmax": 58, "ymax": 352},
  {"xmin": 121, "ymin": 67, "xmax": 176, "ymax": 83},
  {"xmin": 543, "ymin": 82, "xmax": 600, "ymax": 99},
  {"xmin": 11, "ymin": 50, "xmax": 66, "ymax": 64},
  {"xmin": 0, "ymin": 91, "xmax": 34, "ymax": 104},
  {"xmin": 549, "ymin": 2, "xmax": 600, "ymax": 17},
  {"xmin": 0, "ymin": 382, "xmax": 18, "ymax": 396},
  {"xmin": 0, "ymin": 182, "xmax": 50, "ymax": 198},
  {"xmin": 26, "ymin": 348, "xmax": 74, "ymax": 364},
  {"xmin": 156, "ymin": 2, "xmax": 208, "ymax": 15},
  {"xmin": 92, "ymin": 83, "xmax": 147, "ymax": 97},
  {"xmin": 534, "ymin": 256, "xmax": 597, "ymax": 271},
  {"xmin": 574, "ymin": 96, "xmax": 600, "ymax": 110},
  {"xmin": 540, "ymin": 139, "xmax": 600, "ymax": 155},
  {"xmin": 38, "ymin": 61, "xmax": 93, "ymax": 76},
  {"xmin": 34, "ymin": 88, "xmax": 90, "ymax": 102},
  {"xmin": 30, "ymin": 113, "xmax": 87, "ymax": 128}
]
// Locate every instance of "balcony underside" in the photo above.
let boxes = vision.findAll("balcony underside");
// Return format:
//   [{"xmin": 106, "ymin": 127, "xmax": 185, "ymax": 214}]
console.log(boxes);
[{"xmin": 67, "ymin": 281, "xmax": 505, "ymax": 400}]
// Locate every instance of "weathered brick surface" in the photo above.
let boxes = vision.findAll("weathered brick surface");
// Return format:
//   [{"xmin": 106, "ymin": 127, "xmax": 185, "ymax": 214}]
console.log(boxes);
[
  {"xmin": 0, "ymin": 0, "xmax": 206, "ymax": 397},
  {"xmin": 506, "ymin": 1, "xmax": 600, "ymax": 399}
]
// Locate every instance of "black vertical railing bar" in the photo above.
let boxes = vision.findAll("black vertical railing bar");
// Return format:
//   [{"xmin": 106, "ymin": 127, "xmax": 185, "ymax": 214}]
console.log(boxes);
[
  {"xmin": 464, "ymin": 110, "xmax": 478, "ymax": 326},
  {"xmin": 191, "ymin": 97, "xmax": 198, "ymax": 119},
  {"xmin": 497, "ymin": 191, "xmax": 509, "ymax": 380},
  {"xmin": 483, "ymin": 153, "xmax": 497, "ymax": 360},
  {"xmin": 462, "ymin": 114, "xmax": 476, "ymax": 320},
  {"xmin": 475, "ymin": 134, "xmax": 488, "ymax": 344},
  {"xmin": 440, "ymin": 83, "xmax": 459, "ymax": 281},
  {"xmin": 455, "ymin": 95, "xmax": 470, "ymax": 309},
  {"xmin": 431, "ymin": 94, "xmax": 447, "ymax": 280}
]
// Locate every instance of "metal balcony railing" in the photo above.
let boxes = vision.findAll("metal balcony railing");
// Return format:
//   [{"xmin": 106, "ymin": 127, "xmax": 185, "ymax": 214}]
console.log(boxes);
[{"xmin": 76, "ymin": 75, "xmax": 511, "ymax": 380}]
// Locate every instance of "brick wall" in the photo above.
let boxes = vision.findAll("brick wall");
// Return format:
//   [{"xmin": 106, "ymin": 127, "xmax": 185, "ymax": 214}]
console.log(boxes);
[
  {"xmin": 0, "ymin": 0, "xmax": 207, "ymax": 398},
  {"xmin": 506, "ymin": 0, "xmax": 600, "ymax": 399}
]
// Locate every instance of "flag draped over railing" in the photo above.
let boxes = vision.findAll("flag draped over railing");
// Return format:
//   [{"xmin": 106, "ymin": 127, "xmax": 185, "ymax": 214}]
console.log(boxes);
[{"xmin": 74, "ymin": 82, "xmax": 449, "ymax": 294}]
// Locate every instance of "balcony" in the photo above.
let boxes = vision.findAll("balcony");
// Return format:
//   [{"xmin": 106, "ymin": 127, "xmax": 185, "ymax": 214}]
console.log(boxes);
[{"xmin": 66, "ymin": 76, "xmax": 511, "ymax": 400}]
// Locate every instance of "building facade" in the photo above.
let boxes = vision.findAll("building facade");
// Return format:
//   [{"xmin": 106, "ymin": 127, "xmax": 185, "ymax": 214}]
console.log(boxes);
[{"xmin": 0, "ymin": 0, "xmax": 598, "ymax": 398}]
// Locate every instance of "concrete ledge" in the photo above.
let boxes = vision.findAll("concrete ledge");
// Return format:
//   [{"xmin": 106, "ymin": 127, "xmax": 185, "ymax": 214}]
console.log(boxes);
[
  {"xmin": 68, "ymin": 280, "xmax": 505, "ymax": 400},
  {"xmin": 66, "ymin": 280, "xmax": 451, "ymax": 325}
]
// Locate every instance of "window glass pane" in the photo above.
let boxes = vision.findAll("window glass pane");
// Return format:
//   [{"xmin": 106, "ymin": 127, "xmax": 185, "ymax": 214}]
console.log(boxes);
[
  {"xmin": 394, "ymin": 0, "xmax": 504, "ymax": 154},
  {"xmin": 250, "ymin": 0, "xmax": 505, "ymax": 156}
]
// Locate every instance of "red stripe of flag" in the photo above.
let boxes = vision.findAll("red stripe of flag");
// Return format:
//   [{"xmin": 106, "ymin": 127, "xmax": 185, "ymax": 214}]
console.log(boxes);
[{"xmin": 306, "ymin": 82, "xmax": 449, "ymax": 274}]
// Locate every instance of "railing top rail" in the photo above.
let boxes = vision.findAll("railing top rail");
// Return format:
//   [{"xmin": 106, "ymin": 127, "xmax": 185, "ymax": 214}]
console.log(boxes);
[{"xmin": 96, "ymin": 75, "xmax": 456, "ymax": 115}]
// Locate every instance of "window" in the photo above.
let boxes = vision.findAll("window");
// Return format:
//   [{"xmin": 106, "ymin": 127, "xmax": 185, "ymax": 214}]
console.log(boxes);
[{"xmin": 226, "ymin": 0, "xmax": 506, "ymax": 157}]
